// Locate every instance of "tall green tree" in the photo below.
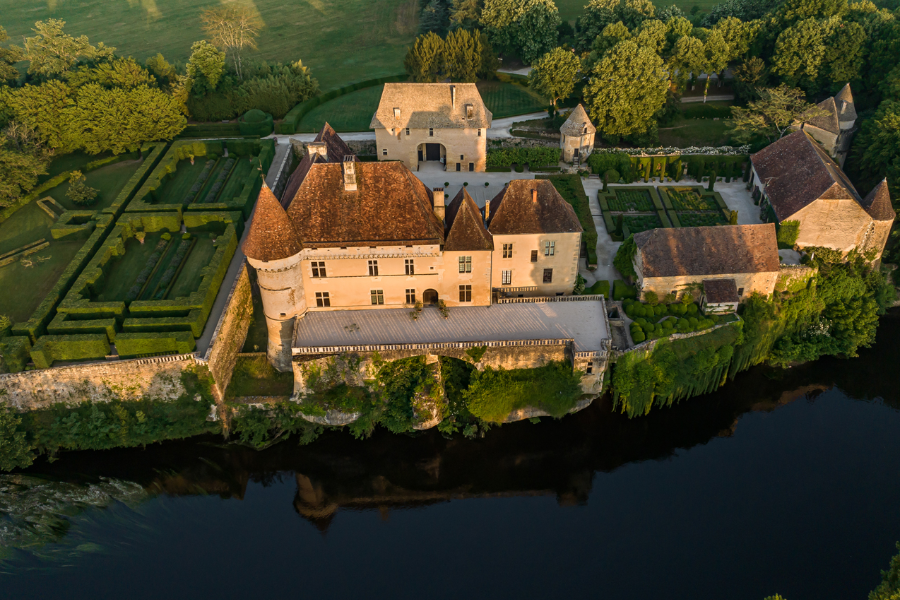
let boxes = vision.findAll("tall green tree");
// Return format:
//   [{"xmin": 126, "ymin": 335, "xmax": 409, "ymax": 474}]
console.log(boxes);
[
  {"xmin": 404, "ymin": 32, "xmax": 447, "ymax": 82},
  {"xmin": 0, "ymin": 406, "xmax": 34, "ymax": 472},
  {"xmin": 66, "ymin": 57, "xmax": 157, "ymax": 89},
  {"xmin": 822, "ymin": 19, "xmax": 867, "ymax": 83},
  {"xmin": 0, "ymin": 122, "xmax": 51, "ymax": 209},
  {"xmin": 728, "ymin": 84, "xmax": 827, "ymax": 143},
  {"xmin": 450, "ymin": 0, "xmax": 484, "ymax": 29},
  {"xmin": 697, "ymin": 29, "xmax": 731, "ymax": 101},
  {"xmin": 590, "ymin": 21, "xmax": 632, "ymax": 60},
  {"xmin": 618, "ymin": 0, "xmax": 656, "ymax": 28},
  {"xmin": 869, "ymin": 543, "xmax": 900, "ymax": 600},
  {"xmin": 0, "ymin": 27, "xmax": 22, "ymax": 84},
  {"xmin": 480, "ymin": 0, "xmax": 560, "ymax": 64},
  {"xmin": 185, "ymin": 40, "xmax": 226, "ymax": 95},
  {"xmin": 20, "ymin": 19, "xmax": 115, "ymax": 78},
  {"xmin": 772, "ymin": 17, "xmax": 830, "ymax": 87},
  {"xmin": 477, "ymin": 30, "xmax": 501, "ymax": 78},
  {"xmin": 576, "ymin": 0, "xmax": 620, "ymax": 50},
  {"xmin": 733, "ymin": 56, "xmax": 768, "ymax": 102},
  {"xmin": 584, "ymin": 39, "xmax": 668, "ymax": 136},
  {"xmin": 72, "ymin": 84, "xmax": 187, "ymax": 154},
  {"xmin": 145, "ymin": 53, "xmax": 178, "ymax": 88},
  {"xmin": 1, "ymin": 80, "xmax": 77, "ymax": 151},
  {"xmin": 445, "ymin": 28, "xmax": 483, "ymax": 81},
  {"xmin": 849, "ymin": 100, "xmax": 900, "ymax": 197},
  {"xmin": 201, "ymin": 4, "xmax": 263, "ymax": 81},
  {"xmin": 529, "ymin": 47, "xmax": 580, "ymax": 106}
]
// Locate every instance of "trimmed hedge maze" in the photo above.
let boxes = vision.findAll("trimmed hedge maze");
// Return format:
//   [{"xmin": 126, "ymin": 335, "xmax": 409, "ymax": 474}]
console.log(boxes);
[
  {"xmin": 0, "ymin": 139, "xmax": 265, "ymax": 371},
  {"xmin": 599, "ymin": 185, "xmax": 731, "ymax": 240}
]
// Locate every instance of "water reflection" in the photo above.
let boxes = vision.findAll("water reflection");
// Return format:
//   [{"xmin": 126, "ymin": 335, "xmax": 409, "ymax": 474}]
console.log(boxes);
[{"xmin": 3, "ymin": 315, "xmax": 898, "ymax": 554}]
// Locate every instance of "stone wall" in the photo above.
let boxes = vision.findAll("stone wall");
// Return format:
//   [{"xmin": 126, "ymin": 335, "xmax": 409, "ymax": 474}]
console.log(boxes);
[
  {"xmin": 0, "ymin": 354, "xmax": 199, "ymax": 411},
  {"xmin": 203, "ymin": 263, "xmax": 254, "ymax": 400},
  {"xmin": 775, "ymin": 264, "xmax": 817, "ymax": 293}
]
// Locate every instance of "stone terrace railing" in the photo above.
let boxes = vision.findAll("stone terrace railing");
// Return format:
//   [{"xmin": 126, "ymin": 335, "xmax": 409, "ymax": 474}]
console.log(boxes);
[
  {"xmin": 496, "ymin": 294, "xmax": 606, "ymax": 303},
  {"xmin": 293, "ymin": 338, "xmax": 573, "ymax": 355}
]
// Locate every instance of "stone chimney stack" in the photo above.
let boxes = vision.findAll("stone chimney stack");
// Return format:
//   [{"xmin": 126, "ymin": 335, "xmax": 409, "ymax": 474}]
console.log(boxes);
[
  {"xmin": 307, "ymin": 142, "xmax": 327, "ymax": 160},
  {"xmin": 484, "ymin": 198, "xmax": 491, "ymax": 224},
  {"xmin": 433, "ymin": 188, "xmax": 445, "ymax": 222},
  {"xmin": 532, "ymin": 188, "xmax": 538, "ymax": 203},
  {"xmin": 342, "ymin": 156, "xmax": 357, "ymax": 192},
  {"xmin": 450, "ymin": 85, "xmax": 456, "ymax": 109}
]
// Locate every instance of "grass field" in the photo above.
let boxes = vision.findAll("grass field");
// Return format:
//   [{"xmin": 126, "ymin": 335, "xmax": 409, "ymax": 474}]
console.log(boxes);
[
  {"xmin": 659, "ymin": 101, "xmax": 735, "ymax": 147},
  {"xmin": 46, "ymin": 156, "xmax": 143, "ymax": 212},
  {"xmin": 96, "ymin": 233, "xmax": 165, "ymax": 302},
  {"xmin": 168, "ymin": 236, "xmax": 217, "ymax": 298},
  {"xmin": 554, "ymin": 0, "xmax": 721, "ymax": 21}
]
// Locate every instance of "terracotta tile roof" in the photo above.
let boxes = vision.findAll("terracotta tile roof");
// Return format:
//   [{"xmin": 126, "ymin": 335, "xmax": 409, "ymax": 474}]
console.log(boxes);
[
  {"xmin": 445, "ymin": 188, "xmax": 493, "ymax": 252},
  {"xmin": 834, "ymin": 83, "xmax": 857, "ymax": 122},
  {"xmin": 487, "ymin": 179, "xmax": 583, "ymax": 236},
  {"xmin": 751, "ymin": 131, "xmax": 862, "ymax": 220},
  {"xmin": 703, "ymin": 278, "xmax": 739, "ymax": 304},
  {"xmin": 242, "ymin": 182, "xmax": 304, "ymax": 262},
  {"xmin": 281, "ymin": 123, "xmax": 356, "ymax": 208},
  {"xmin": 285, "ymin": 161, "xmax": 445, "ymax": 247},
  {"xmin": 560, "ymin": 104, "xmax": 596, "ymax": 136},
  {"xmin": 370, "ymin": 83, "xmax": 492, "ymax": 130},
  {"xmin": 634, "ymin": 224, "xmax": 780, "ymax": 278},
  {"xmin": 860, "ymin": 179, "xmax": 895, "ymax": 221}
]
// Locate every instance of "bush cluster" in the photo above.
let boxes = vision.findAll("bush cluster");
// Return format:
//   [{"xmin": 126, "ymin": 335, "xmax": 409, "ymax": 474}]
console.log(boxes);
[
  {"xmin": 486, "ymin": 146, "xmax": 561, "ymax": 168},
  {"xmin": 624, "ymin": 298, "xmax": 717, "ymax": 342}
]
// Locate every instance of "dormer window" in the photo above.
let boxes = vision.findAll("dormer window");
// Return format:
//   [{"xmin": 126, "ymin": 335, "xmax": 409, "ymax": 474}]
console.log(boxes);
[
  {"xmin": 394, "ymin": 107, "xmax": 401, "ymax": 118},
  {"xmin": 466, "ymin": 104, "xmax": 474, "ymax": 119}
]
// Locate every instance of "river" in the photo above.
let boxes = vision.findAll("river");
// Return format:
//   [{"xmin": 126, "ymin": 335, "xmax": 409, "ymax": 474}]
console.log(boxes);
[{"xmin": 2, "ymin": 315, "xmax": 899, "ymax": 600}]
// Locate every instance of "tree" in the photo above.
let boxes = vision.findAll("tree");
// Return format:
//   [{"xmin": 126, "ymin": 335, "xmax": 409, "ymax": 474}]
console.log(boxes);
[
  {"xmin": 20, "ymin": 19, "xmax": 115, "ymax": 78},
  {"xmin": 584, "ymin": 39, "xmax": 669, "ymax": 137},
  {"xmin": 66, "ymin": 57, "xmax": 156, "ymax": 89},
  {"xmin": 697, "ymin": 30, "xmax": 731, "ymax": 101},
  {"xmin": 728, "ymin": 84, "xmax": 828, "ymax": 143},
  {"xmin": 849, "ymin": 100, "xmax": 900, "ymax": 197},
  {"xmin": 185, "ymin": 40, "xmax": 226, "ymax": 95},
  {"xmin": 618, "ymin": 0, "xmax": 656, "ymax": 28},
  {"xmin": 2, "ymin": 80, "xmax": 77, "ymax": 151},
  {"xmin": 66, "ymin": 170, "xmax": 98, "ymax": 206},
  {"xmin": 529, "ymin": 47, "xmax": 580, "ymax": 106},
  {"xmin": 477, "ymin": 30, "xmax": 500, "ymax": 78},
  {"xmin": 71, "ymin": 84, "xmax": 187, "ymax": 154},
  {"xmin": 712, "ymin": 16, "xmax": 760, "ymax": 60},
  {"xmin": 733, "ymin": 56, "xmax": 767, "ymax": 102},
  {"xmin": 822, "ymin": 19, "xmax": 866, "ymax": 83},
  {"xmin": 445, "ymin": 28, "xmax": 483, "ymax": 81},
  {"xmin": 480, "ymin": 0, "xmax": 560, "ymax": 64},
  {"xmin": 451, "ymin": 0, "xmax": 483, "ymax": 29},
  {"xmin": 772, "ymin": 17, "xmax": 830, "ymax": 87},
  {"xmin": 420, "ymin": 0, "xmax": 452, "ymax": 35},
  {"xmin": 404, "ymin": 32, "xmax": 447, "ymax": 82},
  {"xmin": 576, "ymin": 0, "xmax": 620, "ymax": 50},
  {"xmin": 614, "ymin": 234, "xmax": 638, "ymax": 279},
  {"xmin": 0, "ymin": 27, "xmax": 22, "ymax": 84},
  {"xmin": 145, "ymin": 53, "xmax": 178, "ymax": 87},
  {"xmin": 869, "ymin": 542, "xmax": 900, "ymax": 600},
  {"xmin": 0, "ymin": 123, "xmax": 51, "ymax": 209},
  {"xmin": 0, "ymin": 405, "xmax": 34, "ymax": 472},
  {"xmin": 201, "ymin": 5, "xmax": 263, "ymax": 81},
  {"xmin": 590, "ymin": 21, "xmax": 632, "ymax": 60}
]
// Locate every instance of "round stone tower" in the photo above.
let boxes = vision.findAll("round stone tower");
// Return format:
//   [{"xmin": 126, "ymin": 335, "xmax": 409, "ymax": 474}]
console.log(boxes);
[{"xmin": 242, "ymin": 182, "xmax": 306, "ymax": 372}]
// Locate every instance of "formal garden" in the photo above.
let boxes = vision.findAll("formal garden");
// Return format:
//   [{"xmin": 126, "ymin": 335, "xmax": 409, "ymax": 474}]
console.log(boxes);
[
  {"xmin": 621, "ymin": 296, "xmax": 737, "ymax": 344},
  {"xmin": 600, "ymin": 185, "xmax": 733, "ymax": 240}
]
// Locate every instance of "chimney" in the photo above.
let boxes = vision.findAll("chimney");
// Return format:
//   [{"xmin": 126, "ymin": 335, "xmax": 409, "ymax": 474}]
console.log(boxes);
[
  {"xmin": 307, "ymin": 142, "xmax": 327, "ymax": 160},
  {"xmin": 450, "ymin": 85, "xmax": 456, "ymax": 109},
  {"xmin": 484, "ymin": 198, "xmax": 490, "ymax": 224},
  {"xmin": 532, "ymin": 188, "xmax": 538, "ymax": 203},
  {"xmin": 342, "ymin": 156, "xmax": 357, "ymax": 192},
  {"xmin": 433, "ymin": 187, "xmax": 445, "ymax": 222}
]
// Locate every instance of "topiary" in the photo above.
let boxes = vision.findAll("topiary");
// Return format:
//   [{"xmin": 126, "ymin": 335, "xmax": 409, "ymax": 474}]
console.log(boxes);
[
  {"xmin": 654, "ymin": 305, "xmax": 665, "ymax": 316},
  {"xmin": 161, "ymin": 232, "xmax": 172, "ymax": 240},
  {"xmin": 243, "ymin": 108, "xmax": 267, "ymax": 123},
  {"xmin": 687, "ymin": 303, "xmax": 698, "ymax": 314},
  {"xmin": 632, "ymin": 331, "xmax": 646, "ymax": 343}
]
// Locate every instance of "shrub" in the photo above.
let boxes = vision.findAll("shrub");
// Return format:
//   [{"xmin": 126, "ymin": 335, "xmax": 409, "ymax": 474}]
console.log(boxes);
[
  {"xmin": 0, "ymin": 336, "xmax": 32, "ymax": 372},
  {"xmin": 777, "ymin": 220, "xmax": 800, "ymax": 247},
  {"xmin": 632, "ymin": 330, "xmax": 646, "ymax": 342},
  {"xmin": 645, "ymin": 290, "xmax": 659, "ymax": 306},
  {"xmin": 30, "ymin": 334, "xmax": 111, "ymax": 368},
  {"xmin": 162, "ymin": 232, "xmax": 172, "ymax": 240},
  {"xmin": 687, "ymin": 303, "xmax": 699, "ymax": 314},
  {"xmin": 613, "ymin": 235, "xmax": 637, "ymax": 280},
  {"xmin": 115, "ymin": 331, "xmax": 195, "ymax": 358},
  {"xmin": 465, "ymin": 362, "xmax": 584, "ymax": 422},
  {"xmin": 613, "ymin": 279, "xmax": 637, "ymax": 300},
  {"xmin": 66, "ymin": 171, "xmax": 99, "ymax": 207},
  {"xmin": 486, "ymin": 146, "xmax": 561, "ymax": 168}
]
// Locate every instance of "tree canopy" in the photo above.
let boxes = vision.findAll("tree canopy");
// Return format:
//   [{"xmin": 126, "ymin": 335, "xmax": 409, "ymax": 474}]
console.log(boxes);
[
  {"xmin": 480, "ymin": 0, "xmax": 560, "ymax": 63},
  {"xmin": 529, "ymin": 47, "xmax": 580, "ymax": 106},
  {"xmin": 728, "ymin": 84, "xmax": 827, "ymax": 143}
]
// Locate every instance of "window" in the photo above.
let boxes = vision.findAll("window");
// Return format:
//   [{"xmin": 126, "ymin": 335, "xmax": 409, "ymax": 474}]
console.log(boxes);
[
  {"xmin": 406, "ymin": 288, "xmax": 416, "ymax": 304},
  {"xmin": 315, "ymin": 292, "xmax": 330, "ymax": 307},
  {"xmin": 477, "ymin": 129, "xmax": 482, "ymax": 137},
  {"xmin": 405, "ymin": 128, "xmax": 410, "ymax": 135},
  {"xmin": 382, "ymin": 149, "xmax": 387, "ymax": 156},
  {"xmin": 469, "ymin": 163, "xmax": 474, "ymax": 172},
  {"xmin": 458, "ymin": 256, "xmax": 471, "ymax": 273},
  {"xmin": 460, "ymin": 154, "xmax": 464, "ymax": 160},
  {"xmin": 544, "ymin": 240, "xmax": 555, "ymax": 256},
  {"xmin": 502, "ymin": 243, "xmax": 513, "ymax": 259},
  {"xmin": 311, "ymin": 261, "xmax": 326, "ymax": 278},
  {"xmin": 368, "ymin": 260, "xmax": 379, "ymax": 276},
  {"xmin": 586, "ymin": 361, "xmax": 593, "ymax": 375},
  {"xmin": 530, "ymin": 250, "xmax": 538, "ymax": 263},
  {"xmin": 543, "ymin": 268, "xmax": 553, "ymax": 283},
  {"xmin": 456, "ymin": 163, "xmax": 461, "ymax": 171},
  {"xmin": 738, "ymin": 287, "xmax": 745, "ymax": 297},
  {"xmin": 459, "ymin": 285, "xmax": 472, "ymax": 302},
  {"xmin": 405, "ymin": 259, "xmax": 414, "ymax": 275},
  {"xmin": 502, "ymin": 270, "xmax": 512, "ymax": 285},
  {"xmin": 583, "ymin": 126, "xmax": 588, "ymax": 135},
  {"xmin": 429, "ymin": 128, "xmax": 434, "ymax": 137},
  {"xmin": 371, "ymin": 289, "xmax": 384, "ymax": 305}
]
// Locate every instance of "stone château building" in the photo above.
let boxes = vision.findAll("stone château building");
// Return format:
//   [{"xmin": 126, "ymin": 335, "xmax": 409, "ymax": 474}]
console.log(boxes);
[
  {"xmin": 371, "ymin": 83, "xmax": 491, "ymax": 172},
  {"xmin": 749, "ymin": 130, "xmax": 893, "ymax": 259},
  {"xmin": 559, "ymin": 104, "xmax": 596, "ymax": 164},
  {"xmin": 796, "ymin": 83, "xmax": 857, "ymax": 167},
  {"xmin": 242, "ymin": 125, "xmax": 583, "ymax": 369}
]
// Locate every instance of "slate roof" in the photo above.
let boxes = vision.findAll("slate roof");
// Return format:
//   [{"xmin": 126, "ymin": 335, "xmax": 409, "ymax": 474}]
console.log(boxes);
[
  {"xmin": 834, "ymin": 83, "xmax": 857, "ymax": 123},
  {"xmin": 242, "ymin": 182, "xmax": 303, "ymax": 262},
  {"xmin": 634, "ymin": 224, "xmax": 780, "ymax": 278},
  {"xmin": 860, "ymin": 179, "xmax": 895, "ymax": 222},
  {"xmin": 703, "ymin": 279, "xmax": 739, "ymax": 304},
  {"xmin": 444, "ymin": 188, "xmax": 493, "ymax": 252},
  {"xmin": 281, "ymin": 123, "xmax": 356, "ymax": 208},
  {"xmin": 285, "ymin": 161, "xmax": 445, "ymax": 247},
  {"xmin": 805, "ymin": 97, "xmax": 841, "ymax": 134},
  {"xmin": 560, "ymin": 104, "xmax": 596, "ymax": 136},
  {"xmin": 370, "ymin": 83, "xmax": 492, "ymax": 130},
  {"xmin": 751, "ymin": 131, "xmax": 862, "ymax": 221},
  {"xmin": 486, "ymin": 180, "xmax": 583, "ymax": 236}
]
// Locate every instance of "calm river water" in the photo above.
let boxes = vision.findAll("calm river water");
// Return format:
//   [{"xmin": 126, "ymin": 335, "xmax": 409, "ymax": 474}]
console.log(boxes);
[{"xmin": 2, "ymin": 315, "xmax": 900, "ymax": 600}]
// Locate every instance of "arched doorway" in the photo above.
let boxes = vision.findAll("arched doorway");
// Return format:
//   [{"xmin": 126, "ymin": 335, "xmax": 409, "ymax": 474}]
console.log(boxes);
[
  {"xmin": 417, "ymin": 143, "xmax": 445, "ymax": 163},
  {"xmin": 422, "ymin": 289, "xmax": 439, "ymax": 305}
]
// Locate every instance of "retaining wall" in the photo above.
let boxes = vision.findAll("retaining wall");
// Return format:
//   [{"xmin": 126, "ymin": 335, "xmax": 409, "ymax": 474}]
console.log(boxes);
[{"xmin": 203, "ymin": 263, "xmax": 254, "ymax": 400}]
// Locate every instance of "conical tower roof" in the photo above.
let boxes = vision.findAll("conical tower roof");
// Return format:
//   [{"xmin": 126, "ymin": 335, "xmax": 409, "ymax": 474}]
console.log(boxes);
[
  {"xmin": 242, "ymin": 182, "xmax": 304, "ymax": 262},
  {"xmin": 560, "ymin": 104, "xmax": 596, "ymax": 136},
  {"xmin": 860, "ymin": 179, "xmax": 894, "ymax": 221}
]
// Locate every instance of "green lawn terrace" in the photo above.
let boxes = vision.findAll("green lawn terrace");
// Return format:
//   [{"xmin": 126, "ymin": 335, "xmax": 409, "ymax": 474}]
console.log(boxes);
[
  {"xmin": 125, "ymin": 139, "xmax": 275, "ymax": 218},
  {"xmin": 0, "ymin": 144, "xmax": 167, "ymax": 330},
  {"xmin": 600, "ymin": 185, "xmax": 731, "ymax": 240},
  {"xmin": 37, "ymin": 211, "xmax": 243, "ymax": 366}
]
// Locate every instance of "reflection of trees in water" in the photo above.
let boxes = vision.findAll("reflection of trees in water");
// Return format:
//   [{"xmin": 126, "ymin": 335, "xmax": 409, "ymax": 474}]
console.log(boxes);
[{"xmin": 7, "ymin": 318, "xmax": 899, "ymax": 542}]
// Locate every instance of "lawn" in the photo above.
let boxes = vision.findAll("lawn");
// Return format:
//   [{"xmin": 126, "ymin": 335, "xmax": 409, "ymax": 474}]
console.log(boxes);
[
  {"xmin": 227, "ymin": 355, "xmax": 295, "ymax": 398},
  {"xmin": 45, "ymin": 155, "xmax": 144, "ymax": 212},
  {"xmin": 624, "ymin": 214, "xmax": 662, "ymax": 234},
  {"xmin": 477, "ymin": 80, "xmax": 548, "ymax": 118},
  {"xmin": 658, "ymin": 102, "xmax": 735, "ymax": 148},
  {"xmin": 95, "ymin": 233, "xmax": 166, "ymax": 302},
  {"xmin": 154, "ymin": 158, "xmax": 214, "ymax": 205},
  {"xmin": 297, "ymin": 85, "xmax": 385, "ymax": 132},
  {"xmin": 0, "ymin": 240, "xmax": 83, "ymax": 323},
  {"xmin": 242, "ymin": 285, "xmax": 268, "ymax": 353},
  {"xmin": 610, "ymin": 189, "xmax": 655, "ymax": 212},
  {"xmin": 2, "ymin": 0, "xmax": 418, "ymax": 92},
  {"xmin": 168, "ymin": 236, "xmax": 218, "ymax": 298}
]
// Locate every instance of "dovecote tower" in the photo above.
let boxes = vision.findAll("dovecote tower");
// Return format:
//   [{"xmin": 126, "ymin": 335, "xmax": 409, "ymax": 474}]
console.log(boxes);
[{"xmin": 242, "ymin": 182, "xmax": 305, "ymax": 372}]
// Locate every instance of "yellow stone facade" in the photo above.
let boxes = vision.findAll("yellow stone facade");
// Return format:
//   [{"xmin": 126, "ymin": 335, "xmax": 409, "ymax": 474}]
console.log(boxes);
[
  {"xmin": 490, "ymin": 231, "xmax": 582, "ymax": 296},
  {"xmin": 375, "ymin": 126, "xmax": 488, "ymax": 172}
]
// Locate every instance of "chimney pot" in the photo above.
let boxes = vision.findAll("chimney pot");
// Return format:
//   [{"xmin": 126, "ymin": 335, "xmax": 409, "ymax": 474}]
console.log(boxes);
[
  {"xmin": 342, "ymin": 156, "xmax": 357, "ymax": 192},
  {"xmin": 433, "ymin": 187, "xmax": 445, "ymax": 222},
  {"xmin": 532, "ymin": 188, "xmax": 538, "ymax": 203}
]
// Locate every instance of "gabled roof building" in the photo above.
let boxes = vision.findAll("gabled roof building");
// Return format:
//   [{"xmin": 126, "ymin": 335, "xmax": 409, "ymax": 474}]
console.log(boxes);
[{"xmin": 796, "ymin": 83, "xmax": 857, "ymax": 166}]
